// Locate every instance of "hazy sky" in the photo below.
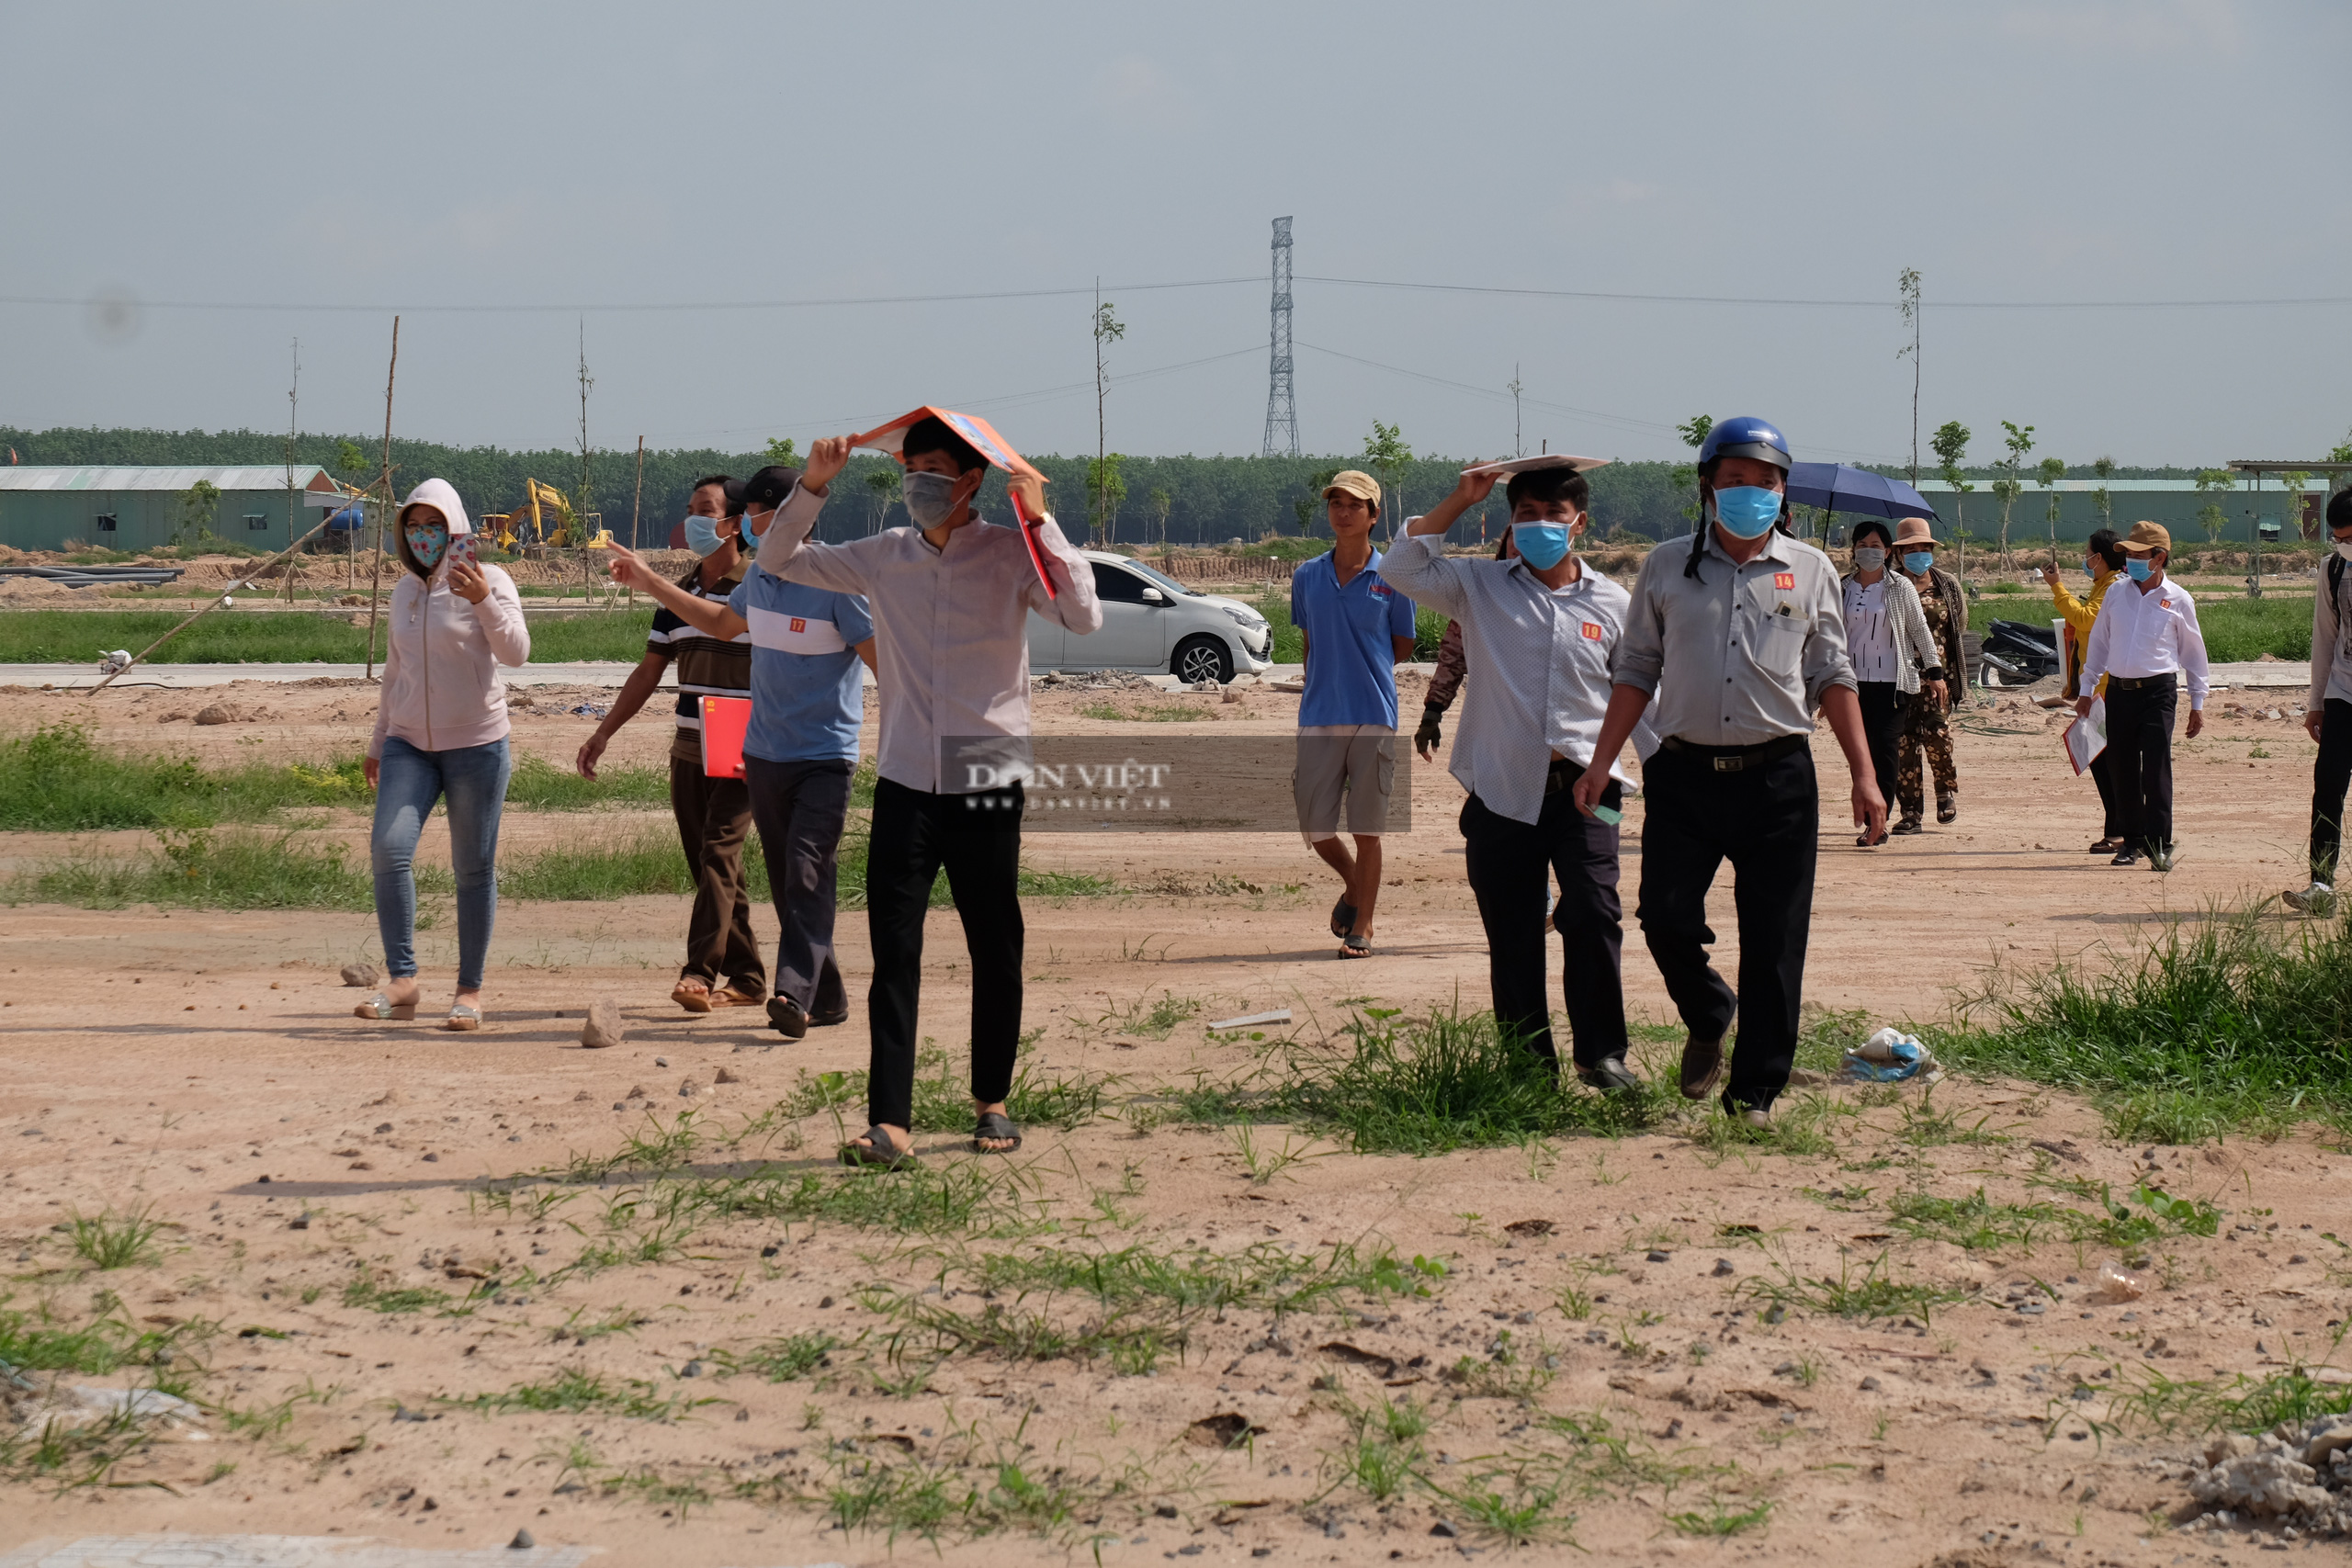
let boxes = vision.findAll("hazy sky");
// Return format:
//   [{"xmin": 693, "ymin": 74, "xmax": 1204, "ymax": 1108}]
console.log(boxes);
[{"xmin": 4, "ymin": 1, "xmax": 2347, "ymax": 469}]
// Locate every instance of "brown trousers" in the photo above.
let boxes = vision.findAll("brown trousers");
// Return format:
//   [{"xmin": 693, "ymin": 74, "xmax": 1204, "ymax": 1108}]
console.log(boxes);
[{"xmin": 669, "ymin": 757, "xmax": 763, "ymax": 990}]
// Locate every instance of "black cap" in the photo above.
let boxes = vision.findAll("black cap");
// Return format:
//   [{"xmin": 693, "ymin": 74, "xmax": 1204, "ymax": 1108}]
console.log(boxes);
[
  {"xmin": 742, "ymin": 465, "xmax": 801, "ymax": 513},
  {"xmin": 720, "ymin": 477, "xmax": 748, "ymax": 518}
]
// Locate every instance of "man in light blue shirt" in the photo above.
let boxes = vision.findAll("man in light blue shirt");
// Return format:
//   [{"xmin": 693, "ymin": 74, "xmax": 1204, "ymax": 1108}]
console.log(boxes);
[
  {"xmin": 1383, "ymin": 457, "xmax": 1651, "ymax": 1089},
  {"xmin": 607, "ymin": 464, "xmax": 876, "ymax": 1041},
  {"xmin": 1291, "ymin": 469, "xmax": 1419, "ymax": 957}
]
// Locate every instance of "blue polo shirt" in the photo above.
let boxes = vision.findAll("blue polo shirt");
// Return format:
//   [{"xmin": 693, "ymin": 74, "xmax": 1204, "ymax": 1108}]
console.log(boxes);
[
  {"xmin": 1291, "ymin": 547, "xmax": 1418, "ymax": 728},
  {"xmin": 728, "ymin": 571, "xmax": 875, "ymax": 765}
]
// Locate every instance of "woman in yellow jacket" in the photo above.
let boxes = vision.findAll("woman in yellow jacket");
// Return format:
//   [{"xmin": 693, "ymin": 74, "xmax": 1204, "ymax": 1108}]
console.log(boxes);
[{"xmin": 2042, "ymin": 527, "xmax": 2127, "ymax": 853}]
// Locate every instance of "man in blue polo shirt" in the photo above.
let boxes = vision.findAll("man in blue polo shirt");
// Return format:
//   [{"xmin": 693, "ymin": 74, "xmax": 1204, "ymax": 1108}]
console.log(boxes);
[
  {"xmin": 1292, "ymin": 469, "xmax": 1419, "ymax": 957},
  {"xmin": 607, "ymin": 464, "xmax": 876, "ymax": 1040}
]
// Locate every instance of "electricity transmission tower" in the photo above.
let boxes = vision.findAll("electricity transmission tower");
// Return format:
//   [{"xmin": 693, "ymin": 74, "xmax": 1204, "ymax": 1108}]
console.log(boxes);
[{"xmin": 1261, "ymin": 217, "xmax": 1297, "ymax": 458}]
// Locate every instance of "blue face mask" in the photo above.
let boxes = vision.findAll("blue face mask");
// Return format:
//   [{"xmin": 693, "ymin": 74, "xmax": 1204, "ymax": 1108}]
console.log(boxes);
[
  {"xmin": 684, "ymin": 514, "xmax": 726, "ymax": 558},
  {"xmin": 1513, "ymin": 523, "xmax": 1572, "ymax": 570},
  {"xmin": 1904, "ymin": 551, "xmax": 1935, "ymax": 575},
  {"xmin": 1712, "ymin": 486, "xmax": 1782, "ymax": 539},
  {"xmin": 2125, "ymin": 557, "xmax": 2154, "ymax": 582}
]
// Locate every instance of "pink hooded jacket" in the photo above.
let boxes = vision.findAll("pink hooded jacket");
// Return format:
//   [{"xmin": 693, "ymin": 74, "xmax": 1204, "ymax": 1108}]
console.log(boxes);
[{"xmin": 368, "ymin": 478, "xmax": 531, "ymax": 759}]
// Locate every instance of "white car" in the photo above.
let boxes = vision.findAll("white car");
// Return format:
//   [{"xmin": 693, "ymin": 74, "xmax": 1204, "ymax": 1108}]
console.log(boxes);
[{"xmin": 1029, "ymin": 551, "xmax": 1274, "ymax": 684}]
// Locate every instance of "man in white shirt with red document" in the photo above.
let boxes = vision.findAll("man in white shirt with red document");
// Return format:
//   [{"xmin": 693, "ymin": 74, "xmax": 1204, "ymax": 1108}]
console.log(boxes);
[{"xmin": 2076, "ymin": 521, "xmax": 2208, "ymax": 872}]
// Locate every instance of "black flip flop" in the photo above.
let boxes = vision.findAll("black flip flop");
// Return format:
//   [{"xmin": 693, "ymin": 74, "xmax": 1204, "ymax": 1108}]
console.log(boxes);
[
  {"xmin": 839, "ymin": 1125, "xmax": 916, "ymax": 1170},
  {"xmin": 1329, "ymin": 897, "xmax": 1357, "ymax": 938},
  {"xmin": 971, "ymin": 1111, "xmax": 1023, "ymax": 1155},
  {"xmin": 1337, "ymin": 931, "xmax": 1373, "ymax": 959}
]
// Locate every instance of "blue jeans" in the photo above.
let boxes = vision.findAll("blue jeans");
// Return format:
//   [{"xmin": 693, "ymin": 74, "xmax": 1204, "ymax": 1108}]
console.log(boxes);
[{"xmin": 371, "ymin": 735, "xmax": 512, "ymax": 990}]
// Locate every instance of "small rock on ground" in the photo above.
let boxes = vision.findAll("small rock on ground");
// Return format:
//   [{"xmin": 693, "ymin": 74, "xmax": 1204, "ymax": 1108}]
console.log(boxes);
[
  {"xmin": 580, "ymin": 998, "xmax": 624, "ymax": 1049},
  {"xmin": 339, "ymin": 964, "xmax": 379, "ymax": 988}
]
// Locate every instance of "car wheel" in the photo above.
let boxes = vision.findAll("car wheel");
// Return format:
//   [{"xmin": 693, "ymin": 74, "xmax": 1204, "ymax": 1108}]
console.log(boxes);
[{"xmin": 1172, "ymin": 635, "xmax": 1233, "ymax": 685}]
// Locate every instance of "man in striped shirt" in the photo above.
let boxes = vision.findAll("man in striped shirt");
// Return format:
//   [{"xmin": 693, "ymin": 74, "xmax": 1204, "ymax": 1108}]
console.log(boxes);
[{"xmin": 576, "ymin": 475, "xmax": 764, "ymax": 1012}]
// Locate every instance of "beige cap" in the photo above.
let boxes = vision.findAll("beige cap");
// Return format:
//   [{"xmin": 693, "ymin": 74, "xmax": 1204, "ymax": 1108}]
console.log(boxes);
[
  {"xmin": 1893, "ymin": 515, "xmax": 1936, "ymax": 547},
  {"xmin": 1323, "ymin": 470, "xmax": 1381, "ymax": 506},
  {"xmin": 2125, "ymin": 520, "xmax": 2171, "ymax": 552}
]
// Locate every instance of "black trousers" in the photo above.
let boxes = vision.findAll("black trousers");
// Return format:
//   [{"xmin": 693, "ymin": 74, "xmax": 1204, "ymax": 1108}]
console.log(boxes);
[
  {"xmin": 743, "ymin": 755, "xmax": 852, "ymax": 1017},
  {"xmin": 2087, "ymin": 747, "xmax": 2122, "ymax": 840},
  {"xmin": 1636, "ymin": 743, "xmax": 1817, "ymax": 1113},
  {"xmin": 1855, "ymin": 681, "xmax": 1906, "ymax": 810},
  {"xmin": 865, "ymin": 777, "xmax": 1024, "ymax": 1131},
  {"xmin": 1459, "ymin": 767, "xmax": 1627, "ymax": 1073},
  {"xmin": 2310, "ymin": 698, "xmax": 2352, "ymax": 883},
  {"xmin": 669, "ymin": 759, "xmax": 763, "ymax": 990},
  {"xmin": 2104, "ymin": 681, "xmax": 2177, "ymax": 852}
]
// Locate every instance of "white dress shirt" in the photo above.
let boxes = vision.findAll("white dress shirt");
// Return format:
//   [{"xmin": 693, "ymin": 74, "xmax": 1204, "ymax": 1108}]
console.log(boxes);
[
  {"xmin": 2080, "ymin": 573, "xmax": 2210, "ymax": 710},
  {"xmin": 755, "ymin": 484, "xmax": 1103, "ymax": 793},
  {"xmin": 1379, "ymin": 530, "xmax": 1657, "ymax": 826}
]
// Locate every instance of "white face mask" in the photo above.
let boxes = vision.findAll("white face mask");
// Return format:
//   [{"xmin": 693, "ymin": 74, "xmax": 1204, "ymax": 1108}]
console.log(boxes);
[
  {"xmin": 1852, "ymin": 547, "xmax": 1886, "ymax": 572},
  {"xmin": 2335, "ymin": 539, "xmax": 2352, "ymax": 564},
  {"xmin": 902, "ymin": 470, "xmax": 963, "ymax": 528}
]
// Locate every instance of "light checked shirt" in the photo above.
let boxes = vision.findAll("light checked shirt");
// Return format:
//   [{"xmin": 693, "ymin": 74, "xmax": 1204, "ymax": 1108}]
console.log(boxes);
[
  {"xmin": 755, "ymin": 483, "xmax": 1103, "ymax": 793},
  {"xmin": 2310, "ymin": 564, "xmax": 2352, "ymax": 714},
  {"xmin": 1611, "ymin": 528, "xmax": 1856, "ymax": 746},
  {"xmin": 1380, "ymin": 529, "xmax": 1657, "ymax": 827},
  {"xmin": 2081, "ymin": 574, "xmax": 2210, "ymax": 710}
]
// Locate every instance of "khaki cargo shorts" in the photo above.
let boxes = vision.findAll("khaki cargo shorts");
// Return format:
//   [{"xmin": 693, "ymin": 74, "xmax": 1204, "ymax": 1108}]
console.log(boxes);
[{"xmin": 1294, "ymin": 725, "xmax": 1397, "ymax": 842}]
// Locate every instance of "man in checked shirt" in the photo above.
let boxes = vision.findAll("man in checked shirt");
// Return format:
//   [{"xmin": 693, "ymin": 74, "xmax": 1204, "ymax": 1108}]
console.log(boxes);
[
  {"xmin": 1572, "ymin": 416, "xmax": 1884, "ymax": 1130},
  {"xmin": 1383, "ymin": 457, "xmax": 1656, "ymax": 1092}
]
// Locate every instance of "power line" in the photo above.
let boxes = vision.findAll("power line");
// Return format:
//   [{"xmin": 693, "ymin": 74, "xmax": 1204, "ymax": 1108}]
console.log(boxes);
[
  {"xmin": 1295, "ymin": 341, "xmax": 1907, "ymax": 466},
  {"xmin": 1298, "ymin": 274, "xmax": 2352, "ymax": 310},
  {"xmin": 7, "ymin": 274, "xmax": 2346, "ymax": 318}
]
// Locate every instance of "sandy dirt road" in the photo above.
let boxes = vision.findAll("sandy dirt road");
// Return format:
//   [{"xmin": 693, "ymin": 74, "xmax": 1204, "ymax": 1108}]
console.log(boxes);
[{"xmin": 1, "ymin": 677, "xmax": 2346, "ymax": 1565}]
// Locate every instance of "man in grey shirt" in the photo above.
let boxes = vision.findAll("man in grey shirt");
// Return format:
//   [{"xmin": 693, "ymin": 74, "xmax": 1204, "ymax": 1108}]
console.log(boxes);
[
  {"xmin": 1384, "ymin": 457, "xmax": 1654, "ymax": 1090},
  {"xmin": 1571, "ymin": 416, "xmax": 1884, "ymax": 1128}
]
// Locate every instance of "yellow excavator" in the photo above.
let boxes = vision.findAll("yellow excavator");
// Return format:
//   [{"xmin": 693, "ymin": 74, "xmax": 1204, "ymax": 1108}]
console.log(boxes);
[{"xmin": 480, "ymin": 480, "xmax": 603, "ymax": 548}]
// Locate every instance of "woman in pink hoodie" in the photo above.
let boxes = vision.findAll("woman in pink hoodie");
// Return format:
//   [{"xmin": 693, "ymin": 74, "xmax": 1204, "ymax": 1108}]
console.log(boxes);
[{"xmin": 355, "ymin": 479, "xmax": 531, "ymax": 1030}]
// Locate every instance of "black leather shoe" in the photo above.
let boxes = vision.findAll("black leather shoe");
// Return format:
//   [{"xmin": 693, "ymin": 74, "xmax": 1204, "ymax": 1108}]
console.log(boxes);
[
  {"xmin": 765, "ymin": 996, "xmax": 809, "ymax": 1039},
  {"xmin": 2109, "ymin": 848, "xmax": 2139, "ymax": 867},
  {"xmin": 1576, "ymin": 1055, "xmax": 1644, "ymax": 1093}
]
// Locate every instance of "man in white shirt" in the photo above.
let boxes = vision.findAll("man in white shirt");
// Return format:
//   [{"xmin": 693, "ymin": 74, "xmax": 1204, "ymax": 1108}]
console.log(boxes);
[
  {"xmin": 2287, "ymin": 487, "xmax": 2352, "ymax": 913},
  {"xmin": 2076, "ymin": 521, "xmax": 2208, "ymax": 872}
]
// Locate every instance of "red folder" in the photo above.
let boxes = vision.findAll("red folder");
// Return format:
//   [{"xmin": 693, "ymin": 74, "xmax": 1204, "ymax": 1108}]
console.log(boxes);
[
  {"xmin": 699, "ymin": 694, "xmax": 752, "ymax": 780},
  {"xmin": 852, "ymin": 405, "xmax": 1059, "ymax": 600}
]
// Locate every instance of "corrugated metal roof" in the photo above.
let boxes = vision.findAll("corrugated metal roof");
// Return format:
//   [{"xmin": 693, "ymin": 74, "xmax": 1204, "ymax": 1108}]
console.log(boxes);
[{"xmin": 0, "ymin": 465, "xmax": 334, "ymax": 492}]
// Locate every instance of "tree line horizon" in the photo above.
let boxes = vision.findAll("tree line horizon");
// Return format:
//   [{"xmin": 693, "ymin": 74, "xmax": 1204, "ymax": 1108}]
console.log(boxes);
[{"xmin": 0, "ymin": 423, "xmax": 2233, "ymax": 550}]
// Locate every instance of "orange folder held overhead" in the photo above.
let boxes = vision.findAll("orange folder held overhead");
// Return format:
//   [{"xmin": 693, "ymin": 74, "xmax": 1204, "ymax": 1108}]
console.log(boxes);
[
  {"xmin": 699, "ymin": 694, "xmax": 752, "ymax": 780},
  {"xmin": 852, "ymin": 406, "xmax": 1060, "ymax": 600}
]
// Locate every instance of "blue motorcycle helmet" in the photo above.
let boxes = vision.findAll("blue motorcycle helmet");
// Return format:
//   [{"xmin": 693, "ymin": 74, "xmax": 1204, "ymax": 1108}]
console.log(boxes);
[{"xmin": 1690, "ymin": 415, "xmax": 1793, "ymax": 574}]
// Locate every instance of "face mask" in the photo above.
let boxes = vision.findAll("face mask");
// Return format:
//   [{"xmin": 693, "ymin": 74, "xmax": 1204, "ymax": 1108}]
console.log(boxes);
[
  {"xmin": 684, "ymin": 514, "xmax": 726, "ymax": 558},
  {"xmin": 2335, "ymin": 540, "xmax": 2352, "ymax": 564},
  {"xmin": 1905, "ymin": 551, "xmax": 1935, "ymax": 576},
  {"xmin": 2125, "ymin": 558, "xmax": 2154, "ymax": 582},
  {"xmin": 1852, "ymin": 547, "xmax": 1886, "ymax": 571},
  {"xmin": 1513, "ymin": 523, "xmax": 1572, "ymax": 570},
  {"xmin": 402, "ymin": 520, "xmax": 447, "ymax": 572},
  {"xmin": 902, "ymin": 470, "xmax": 964, "ymax": 528},
  {"xmin": 1711, "ymin": 485, "xmax": 1781, "ymax": 539},
  {"xmin": 2083, "ymin": 559, "xmax": 2099, "ymax": 576}
]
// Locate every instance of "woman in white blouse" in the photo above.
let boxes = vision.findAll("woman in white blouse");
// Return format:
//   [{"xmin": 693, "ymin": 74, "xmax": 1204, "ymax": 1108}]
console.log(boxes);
[{"xmin": 1839, "ymin": 519, "xmax": 1946, "ymax": 847}]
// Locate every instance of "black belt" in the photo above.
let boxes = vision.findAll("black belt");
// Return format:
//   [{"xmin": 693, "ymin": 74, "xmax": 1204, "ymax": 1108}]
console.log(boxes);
[
  {"xmin": 1543, "ymin": 755, "xmax": 1584, "ymax": 795},
  {"xmin": 2107, "ymin": 673, "xmax": 2177, "ymax": 694},
  {"xmin": 1659, "ymin": 733, "xmax": 1808, "ymax": 773}
]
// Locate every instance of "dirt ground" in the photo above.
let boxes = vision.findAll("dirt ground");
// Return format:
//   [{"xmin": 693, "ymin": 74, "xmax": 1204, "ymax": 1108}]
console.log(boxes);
[{"xmin": 2, "ymin": 673, "xmax": 2347, "ymax": 1566}]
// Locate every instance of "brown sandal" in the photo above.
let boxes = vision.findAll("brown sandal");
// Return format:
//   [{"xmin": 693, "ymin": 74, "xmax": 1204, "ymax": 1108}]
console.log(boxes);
[{"xmin": 670, "ymin": 976, "xmax": 714, "ymax": 1014}]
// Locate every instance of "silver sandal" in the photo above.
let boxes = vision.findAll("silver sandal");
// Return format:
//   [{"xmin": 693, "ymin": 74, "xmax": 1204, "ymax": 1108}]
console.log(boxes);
[
  {"xmin": 353, "ymin": 992, "xmax": 416, "ymax": 1021},
  {"xmin": 444, "ymin": 1003, "xmax": 483, "ymax": 1032}
]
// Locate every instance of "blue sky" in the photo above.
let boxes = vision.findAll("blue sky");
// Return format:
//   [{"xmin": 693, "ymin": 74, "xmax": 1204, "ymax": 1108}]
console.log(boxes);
[{"xmin": 3, "ymin": 0, "xmax": 2346, "ymax": 468}]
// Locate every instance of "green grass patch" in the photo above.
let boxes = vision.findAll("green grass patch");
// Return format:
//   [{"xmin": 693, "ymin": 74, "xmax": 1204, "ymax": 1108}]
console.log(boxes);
[
  {"xmin": 1932, "ymin": 908, "xmax": 2352, "ymax": 1140},
  {"xmin": 66, "ymin": 1205, "xmax": 168, "ymax": 1270},
  {"xmin": 13, "ymin": 829, "xmax": 390, "ymax": 911},
  {"xmin": 0, "ymin": 723, "xmax": 668, "ymax": 832},
  {"xmin": 712, "ymin": 1331, "xmax": 840, "ymax": 1382},
  {"xmin": 2106, "ymin": 1357, "xmax": 2352, "ymax": 1436},
  {"xmin": 1967, "ymin": 592, "xmax": 2312, "ymax": 662},
  {"xmin": 1073, "ymin": 699, "xmax": 1220, "ymax": 722},
  {"xmin": 342, "ymin": 1276, "xmax": 452, "ymax": 1314},
  {"xmin": 0, "ymin": 608, "xmax": 662, "ymax": 663},
  {"xmin": 1186, "ymin": 1005, "xmax": 1669, "ymax": 1155},
  {"xmin": 1734, "ymin": 1252, "xmax": 1969, "ymax": 1324},
  {"xmin": 444, "ymin": 1368, "xmax": 710, "ymax": 1421}
]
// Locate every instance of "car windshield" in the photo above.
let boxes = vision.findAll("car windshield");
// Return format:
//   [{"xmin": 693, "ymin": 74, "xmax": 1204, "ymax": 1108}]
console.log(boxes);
[{"xmin": 1117, "ymin": 559, "xmax": 1193, "ymax": 598}]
